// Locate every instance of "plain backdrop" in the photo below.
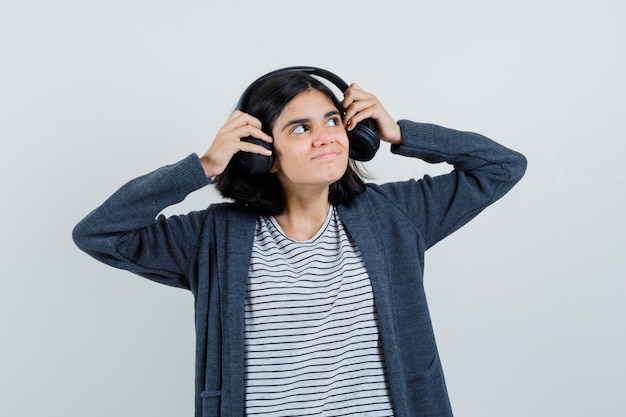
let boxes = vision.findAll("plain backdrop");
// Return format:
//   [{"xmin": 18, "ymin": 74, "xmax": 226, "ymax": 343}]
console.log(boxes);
[{"xmin": 1, "ymin": 1, "xmax": 625, "ymax": 416}]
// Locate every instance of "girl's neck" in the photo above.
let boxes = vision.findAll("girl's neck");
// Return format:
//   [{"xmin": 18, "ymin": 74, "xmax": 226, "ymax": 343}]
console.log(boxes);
[{"xmin": 274, "ymin": 191, "xmax": 331, "ymax": 241}]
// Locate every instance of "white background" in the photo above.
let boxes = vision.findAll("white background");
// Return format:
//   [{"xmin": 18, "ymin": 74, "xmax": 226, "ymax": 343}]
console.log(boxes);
[{"xmin": 1, "ymin": 1, "xmax": 625, "ymax": 416}]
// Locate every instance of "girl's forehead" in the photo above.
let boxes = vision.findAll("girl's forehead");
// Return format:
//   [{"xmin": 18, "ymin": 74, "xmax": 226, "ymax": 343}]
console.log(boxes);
[{"xmin": 282, "ymin": 89, "xmax": 336, "ymax": 113}]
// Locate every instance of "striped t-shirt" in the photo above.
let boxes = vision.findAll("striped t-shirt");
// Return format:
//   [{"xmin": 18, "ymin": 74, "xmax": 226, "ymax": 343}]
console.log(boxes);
[{"xmin": 244, "ymin": 206, "xmax": 394, "ymax": 416}]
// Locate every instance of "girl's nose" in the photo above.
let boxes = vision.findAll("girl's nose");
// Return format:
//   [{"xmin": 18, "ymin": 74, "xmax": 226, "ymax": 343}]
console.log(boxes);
[{"xmin": 312, "ymin": 126, "xmax": 334, "ymax": 147}]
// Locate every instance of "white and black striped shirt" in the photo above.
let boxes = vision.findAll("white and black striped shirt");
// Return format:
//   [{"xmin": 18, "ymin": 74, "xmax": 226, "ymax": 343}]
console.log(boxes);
[{"xmin": 244, "ymin": 206, "xmax": 394, "ymax": 416}]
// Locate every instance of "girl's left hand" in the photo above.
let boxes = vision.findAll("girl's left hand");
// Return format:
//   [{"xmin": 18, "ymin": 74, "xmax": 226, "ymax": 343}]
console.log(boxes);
[{"xmin": 341, "ymin": 83, "xmax": 402, "ymax": 145}]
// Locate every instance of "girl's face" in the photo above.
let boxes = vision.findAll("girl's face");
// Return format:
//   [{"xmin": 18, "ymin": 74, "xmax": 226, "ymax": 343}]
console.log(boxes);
[{"xmin": 270, "ymin": 89, "xmax": 349, "ymax": 194}]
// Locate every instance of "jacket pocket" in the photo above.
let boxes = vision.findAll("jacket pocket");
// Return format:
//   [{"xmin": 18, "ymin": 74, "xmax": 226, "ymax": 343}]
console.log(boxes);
[
  {"xmin": 406, "ymin": 354, "xmax": 453, "ymax": 416},
  {"xmin": 200, "ymin": 390, "xmax": 222, "ymax": 417},
  {"xmin": 407, "ymin": 352, "xmax": 440, "ymax": 382}
]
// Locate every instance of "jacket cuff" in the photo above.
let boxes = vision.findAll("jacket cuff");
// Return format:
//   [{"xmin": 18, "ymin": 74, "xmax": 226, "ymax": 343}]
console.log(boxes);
[
  {"xmin": 391, "ymin": 120, "xmax": 436, "ymax": 154},
  {"xmin": 169, "ymin": 153, "xmax": 212, "ymax": 193}
]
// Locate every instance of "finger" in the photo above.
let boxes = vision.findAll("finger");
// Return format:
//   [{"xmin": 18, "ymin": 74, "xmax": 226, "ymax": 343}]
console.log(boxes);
[
  {"xmin": 344, "ymin": 98, "xmax": 379, "ymax": 129},
  {"xmin": 233, "ymin": 124, "xmax": 273, "ymax": 144},
  {"xmin": 341, "ymin": 83, "xmax": 369, "ymax": 107},
  {"xmin": 342, "ymin": 84, "xmax": 379, "ymax": 125},
  {"xmin": 228, "ymin": 110, "xmax": 264, "ymax": 131},
  {"xmin": 236, "ymin": 139, "xmax": 273, "ymax": 156}
]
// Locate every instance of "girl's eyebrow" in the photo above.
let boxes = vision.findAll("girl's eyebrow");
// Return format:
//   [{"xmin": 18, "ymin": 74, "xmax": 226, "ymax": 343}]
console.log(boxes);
[{"xmin": 281, "ymin": 111, "xmax": 340, "ymax": 132}]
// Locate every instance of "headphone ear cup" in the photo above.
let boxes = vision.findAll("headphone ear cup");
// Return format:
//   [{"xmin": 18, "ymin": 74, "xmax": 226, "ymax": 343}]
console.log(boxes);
[
  {"xmin": 348, "ymin": 118, "xmax": 380, "ymax": 161},
  {"xmin": 234, "ymin": 137, "xmax": 274, "ymax": 176}
]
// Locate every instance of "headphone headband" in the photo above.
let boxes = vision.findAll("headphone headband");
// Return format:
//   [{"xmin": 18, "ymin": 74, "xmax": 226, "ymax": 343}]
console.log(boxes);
[{"xmin": 237, "ymin": 66, "xmax": 349, "ymax": 111}]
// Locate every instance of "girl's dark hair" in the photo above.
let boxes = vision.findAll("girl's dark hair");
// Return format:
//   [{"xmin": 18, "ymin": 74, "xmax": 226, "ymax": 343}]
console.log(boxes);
[{"xmin": 213, "ymin": 71, "xmax": 367, "ymax": 216}]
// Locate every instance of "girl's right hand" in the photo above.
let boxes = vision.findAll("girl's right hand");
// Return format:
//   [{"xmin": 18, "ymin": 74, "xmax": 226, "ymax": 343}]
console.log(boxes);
[{"xmin": 199, "ymin": 110, "xmax": 273, "ymax": 178}]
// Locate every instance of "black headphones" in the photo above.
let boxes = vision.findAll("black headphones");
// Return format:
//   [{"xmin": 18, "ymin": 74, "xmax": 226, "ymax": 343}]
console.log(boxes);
[{"xmin": 233, "ymin": 66, "xmax": 380, "ymax": 176}]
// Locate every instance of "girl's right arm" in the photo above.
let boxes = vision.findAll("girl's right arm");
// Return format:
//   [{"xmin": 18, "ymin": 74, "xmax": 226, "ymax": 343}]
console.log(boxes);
[
  {"xmin": 72, "ymin": 154, "xmax": 211, "ymax": 290},
  {"xmin": 73, "ymin": 111, "xmax": 273, "ymax": 289}
]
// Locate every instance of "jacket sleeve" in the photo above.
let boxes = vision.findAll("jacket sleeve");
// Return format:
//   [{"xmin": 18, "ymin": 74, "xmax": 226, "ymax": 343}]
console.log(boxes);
[
  {"xmin": 72, "ymin": 154, "xmax": 212, "ymax": 289},
  {"xmin": 382, "ymin": 120, "xmax": 527, "ymax": 248}
]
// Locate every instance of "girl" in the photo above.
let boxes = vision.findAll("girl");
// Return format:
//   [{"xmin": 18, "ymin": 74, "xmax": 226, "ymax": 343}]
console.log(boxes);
[{"xmin": 73, "ymin": 68, "xmax": 526, "ymax": 416}]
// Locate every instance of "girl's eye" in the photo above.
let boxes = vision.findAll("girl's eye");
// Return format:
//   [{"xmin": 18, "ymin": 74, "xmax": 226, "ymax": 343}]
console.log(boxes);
[
  {"xmin": 327, "ymin": 117, "xmax": 340, "ymax": 127},
  {"xmin": 292, "ymin": 125, "xmax": 308, "ymax": 134}
]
